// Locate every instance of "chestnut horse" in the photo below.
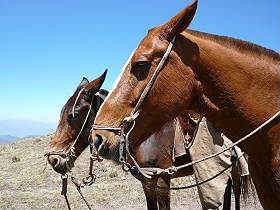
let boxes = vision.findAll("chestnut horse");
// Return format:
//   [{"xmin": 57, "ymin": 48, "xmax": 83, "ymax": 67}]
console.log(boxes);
[
  {"xmin": 92, "ymin": 1, "xmax": 280, "ymax": 210},
  {"xmin": 47, "ymin": 75, "xmax": 248, "ymax": 210}
]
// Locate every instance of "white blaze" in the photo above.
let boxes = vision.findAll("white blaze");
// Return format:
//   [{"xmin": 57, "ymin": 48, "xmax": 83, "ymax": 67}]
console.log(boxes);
[{"xmin": 95, "ymin": 48, "xmax": 136, "ymax": 121}]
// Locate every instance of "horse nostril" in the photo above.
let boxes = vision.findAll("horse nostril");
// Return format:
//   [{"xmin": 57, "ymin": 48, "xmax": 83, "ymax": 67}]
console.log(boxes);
[
  {"xmin": 47, "ymin": 154, "xmax": 69, "ymax": 174},
  {"xmin": 48, "ymin": 155, "xmax": 60, "ymax": 168},
  {"xmin": 94, "ymin": 134, "xmax": 103, "ymax": 149}
]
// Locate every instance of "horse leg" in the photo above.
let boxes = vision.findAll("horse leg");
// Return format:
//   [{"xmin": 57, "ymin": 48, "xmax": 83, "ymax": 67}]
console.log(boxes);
[
  {"xmin": 142, "ymin": 177, "xmax": 159, "ymax": 210},
  {"xmin": 156, "ymin": 175, "xmax": 171, "ymax": 210},
  {"xmin": 248, "ymin": 158, "xmax": 280, "ymax": 210},
  {"xmin": 231, "ymin": 165, "xmax": 241, "ymax": 210},
  {"xmin": 232, "ymin": 178, "xmax": 241, "ymax": 210},
  {"xmin": 222, "ymin": 178, "xmax": 232, "ymax": 210}
]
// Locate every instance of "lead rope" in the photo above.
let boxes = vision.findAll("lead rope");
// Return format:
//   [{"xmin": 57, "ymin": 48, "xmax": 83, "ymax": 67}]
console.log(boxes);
[
  {"xmin": 130, "ymin": 152, "xmax": 245, "ymax": 190},
  {"xmin": 61, "ymin": 175, "xmax": 72, "ymax": 210},
  {"xmin": 60, "ymin": 173, "xmax": 94, "ymax": 210},
  {"xmin": 173, "ymin": 110, "xmax": 280, "ymax": 172},
  {"xmin": 70, "ymin": 174, "xmax": 94, "ymax": 210},
  {"xmin": 60, "ymin": 138, "xmax": 100, "ymax": 210},
  {"xmin": 93, "ymin": 111, "xmax": 280, "ymax": 186},
  {"xmin": 134, "ymin": 110, "xmax": 280, "ymax": 177}
]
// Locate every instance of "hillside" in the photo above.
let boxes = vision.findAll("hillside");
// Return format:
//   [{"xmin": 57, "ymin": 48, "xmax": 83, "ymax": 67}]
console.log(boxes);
[
  {"xmin": 0, "ymin": 135, "xmax": 20, "ymax": 145},
  {"xmin": 0, "ymin": 135, "xmax": 262, "ymax": 210}
]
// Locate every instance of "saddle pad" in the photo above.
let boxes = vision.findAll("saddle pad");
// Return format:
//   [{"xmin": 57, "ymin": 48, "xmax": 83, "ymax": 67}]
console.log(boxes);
[
  {"xmin": 189, "ymin": 117, "xmax": 232, "ymax": 209},
  {"xmin": 173, "ymin": 119, "xmax": 188, "ymax": 160}
]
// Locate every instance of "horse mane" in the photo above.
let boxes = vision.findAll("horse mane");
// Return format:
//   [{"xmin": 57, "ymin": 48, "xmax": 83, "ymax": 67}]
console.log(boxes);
[{"xmin": 185, "ymin": 29, "xmax": 280, "ymax": 62}]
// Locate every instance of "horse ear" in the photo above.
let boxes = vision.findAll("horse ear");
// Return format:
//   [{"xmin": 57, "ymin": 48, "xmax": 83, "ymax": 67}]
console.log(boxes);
[
  {"xmin": 84, "ymin": 69, "xmax": 107, "ymax": 98},
  {"xmin": 77, "ymin": 77, "xmax": 89, "ymax": 90},
  {"xmin": 161, "ymin": 0, "xmax": 198, "ymax": 41}
]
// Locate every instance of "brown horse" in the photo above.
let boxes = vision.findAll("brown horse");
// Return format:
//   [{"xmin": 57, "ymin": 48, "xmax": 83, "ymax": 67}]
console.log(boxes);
[
  {"xmin": 47, "ymin": 71, "xmax": 107, "ymax": 174},
  {"xmin": 47, "ymin": 76, "xmax": 248, "ymax": 210},
  {"xmin": 92, "ymin": 1, "xmax": 280, "ymax": 209}
]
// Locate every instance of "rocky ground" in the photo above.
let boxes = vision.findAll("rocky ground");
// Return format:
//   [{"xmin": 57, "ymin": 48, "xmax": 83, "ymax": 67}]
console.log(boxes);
[{"xmin": 0, "ymin": 135, "xmax": 262, "ymax": 210}]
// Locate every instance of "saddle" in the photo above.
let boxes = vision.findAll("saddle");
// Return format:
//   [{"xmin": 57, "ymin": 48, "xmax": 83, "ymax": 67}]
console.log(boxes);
[{"xmin": 172, "ymin": 116, "xmax": 249, "ymax": 209}]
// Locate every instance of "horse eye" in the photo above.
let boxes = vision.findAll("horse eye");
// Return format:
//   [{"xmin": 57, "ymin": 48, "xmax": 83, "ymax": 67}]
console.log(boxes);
[
  {"xmin": 68, "ymin": 112, "xmax": 79, "ymax": 120},
  {"xmin": 134, "ymin": 61, "xmax": 151, "ymax": 69},
  {"xmin": 73, "ymin": 113, "xmax": 78, "ymax": 119}
]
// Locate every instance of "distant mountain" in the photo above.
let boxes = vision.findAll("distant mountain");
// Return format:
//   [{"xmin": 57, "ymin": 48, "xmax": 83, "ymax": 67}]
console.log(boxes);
[
  {"xmin": 23, "ymin": 135, "xmax": 39, "ymax": 139},
  {"xmin": 0, "ymin": 120, "xmax": 57, "ymax": 139},
  {"xmin": 0, "ymin": 135, "xmax": 20, "ymax": 145}
]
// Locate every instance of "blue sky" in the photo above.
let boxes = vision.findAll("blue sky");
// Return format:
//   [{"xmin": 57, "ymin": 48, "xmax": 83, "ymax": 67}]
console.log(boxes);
[{"xmin": 0, "ymin": 0, "xmax": 279, "ymax": 123}]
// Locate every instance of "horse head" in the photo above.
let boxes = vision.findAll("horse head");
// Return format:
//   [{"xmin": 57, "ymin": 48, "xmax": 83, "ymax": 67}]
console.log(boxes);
[
  {"xmin": 47, "ymin": 70, "xmax": 108, "ymax": 174},
  {"xmin": 92, "ymin": 1, "xmax": 202, "ymax": 161}
]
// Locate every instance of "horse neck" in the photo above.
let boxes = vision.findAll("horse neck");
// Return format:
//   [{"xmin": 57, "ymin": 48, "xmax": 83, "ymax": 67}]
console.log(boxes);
[
  {"xmin": 134, "ymin": 120, "xmax": 176, "ymax": 167},
  {"xmin": 183, "ymin": 32, "xmax": 280, "ymax": 142}
]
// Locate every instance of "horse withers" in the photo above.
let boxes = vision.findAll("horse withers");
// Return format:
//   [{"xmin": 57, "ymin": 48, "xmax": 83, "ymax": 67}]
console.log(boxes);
[{"xmin": 92, "ymin": 1, "xmax": 280, "ymax": 209}]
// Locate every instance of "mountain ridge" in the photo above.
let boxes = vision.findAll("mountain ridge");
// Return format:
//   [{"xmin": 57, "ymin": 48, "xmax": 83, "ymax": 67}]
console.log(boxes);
[
  {"xmin": 0, "ymin": 135, "xmax": 20, "ymax": 145},
  {"xmin": 0, "ymin": 120, "xmax": 56, "ymax": 139}
]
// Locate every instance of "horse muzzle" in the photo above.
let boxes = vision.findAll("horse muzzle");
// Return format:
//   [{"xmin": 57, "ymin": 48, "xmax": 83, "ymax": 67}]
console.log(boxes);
[
  {"xmin": 47, "ymin": 153, "xmax": 74, "ymax": 175},
  {"xmin": 91, "ymin": 131, "xmax": 121, "ymax": 163}
]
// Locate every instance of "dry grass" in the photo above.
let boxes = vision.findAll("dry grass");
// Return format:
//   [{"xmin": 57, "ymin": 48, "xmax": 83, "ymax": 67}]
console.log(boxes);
[{"xmin": 0, "ymin": 135, "xmax": 262, "ymax": 210}]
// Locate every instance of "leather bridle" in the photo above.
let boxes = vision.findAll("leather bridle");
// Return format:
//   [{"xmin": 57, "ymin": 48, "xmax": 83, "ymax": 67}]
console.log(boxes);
[
  {"xmin": 92, "ymin": 36, "xmax": 177, "ymax": 178},
  {"xmin": 45, "ymin": 88, "xmax": 95, "ymax": 168}
]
